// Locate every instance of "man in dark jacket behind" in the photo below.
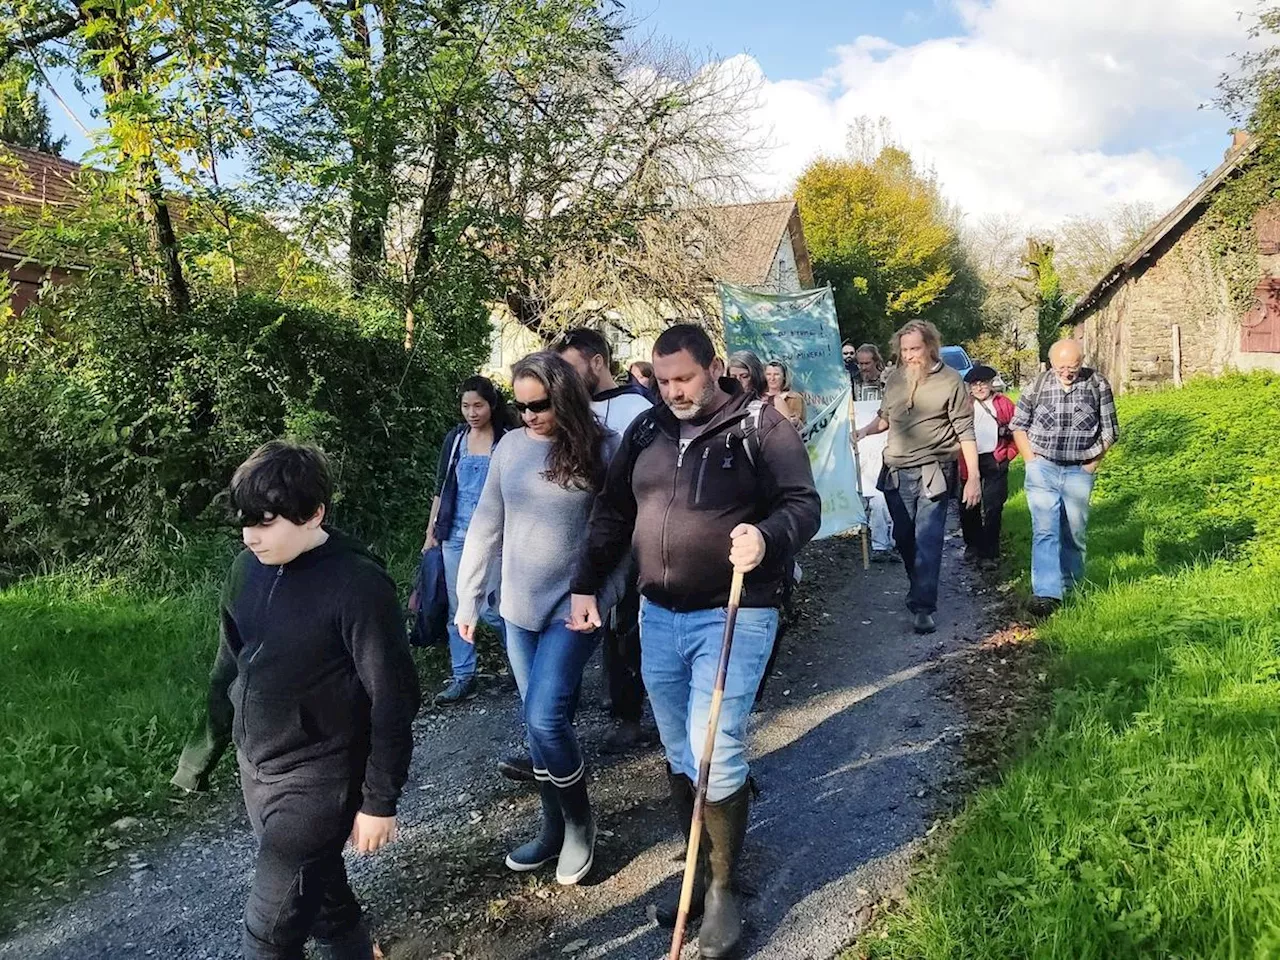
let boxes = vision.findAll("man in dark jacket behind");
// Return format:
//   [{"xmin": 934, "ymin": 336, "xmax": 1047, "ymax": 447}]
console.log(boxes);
[
  {"xmin": 569, "ymin": 324, "xmax": 821, "ymax": 958},
  {"xmin": 172, "ymin": 441, "xmax": 421, "ymax": 960}
]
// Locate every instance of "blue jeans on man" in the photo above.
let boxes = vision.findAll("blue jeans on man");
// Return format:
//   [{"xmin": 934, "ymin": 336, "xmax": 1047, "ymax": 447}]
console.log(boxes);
[
  {"xmin": 504, "ymin": 621, "xmax": 599, "ymax": 783},
  {"xmin": 1023, "ymin": 458, "xmax": 1096, "ymax": 599},
  {"xmin": 639, "ymin": 601, "xmax": 779, "ymax": 802},
  {"xmin": 881, "ymin": 464, "xmax": 954, "ymax": 615},
  {"xmin": 442, "ymin": 538, "xmax": 505, "ymax": 683}
]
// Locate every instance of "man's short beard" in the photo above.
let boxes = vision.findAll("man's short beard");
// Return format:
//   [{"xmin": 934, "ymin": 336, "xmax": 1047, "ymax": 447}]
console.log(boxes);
[{"xmin": 668, "ymin": 378, "xmax": 719, "ymax": 421}]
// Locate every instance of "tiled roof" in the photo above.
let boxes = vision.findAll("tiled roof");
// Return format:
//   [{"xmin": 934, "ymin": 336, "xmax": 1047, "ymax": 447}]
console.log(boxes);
[
  {"xmin": 0, "ymin": 142, "xmax": 87, "ymax": 260},
  {"xmin": 699, "ymin": 199, "xmax": 800, "ymax": 286}
]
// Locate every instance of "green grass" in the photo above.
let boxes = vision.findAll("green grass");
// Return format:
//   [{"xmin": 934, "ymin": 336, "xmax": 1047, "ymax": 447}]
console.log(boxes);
[
  {"xmin": 0, "ymin": 534, "xmax": 453, "ymax": 922},
  {"xmin": 0, "ymin": 570, "xmax": 220, "ymax": 903},
  {"xmin": 864, "ymin": 373, "xmax": 1280, "ymax": 960}
]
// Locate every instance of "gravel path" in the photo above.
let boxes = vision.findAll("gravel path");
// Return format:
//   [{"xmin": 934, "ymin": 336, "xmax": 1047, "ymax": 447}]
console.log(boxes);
[{"xmin": 1, "ymin": 530, "xmax": 996, "ymax": 960}]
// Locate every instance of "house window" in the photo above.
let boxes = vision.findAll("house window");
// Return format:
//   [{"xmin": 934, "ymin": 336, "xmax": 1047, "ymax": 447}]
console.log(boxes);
[{"xmin": 1241, "ymin": 278, "xmax": 1280, "ymax": 353}]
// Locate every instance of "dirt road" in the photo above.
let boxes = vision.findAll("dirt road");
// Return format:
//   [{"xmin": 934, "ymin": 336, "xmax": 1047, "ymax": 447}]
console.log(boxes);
[{"xmin": 1, "ymin": 531, "xmax": 997, "ymax": 960}]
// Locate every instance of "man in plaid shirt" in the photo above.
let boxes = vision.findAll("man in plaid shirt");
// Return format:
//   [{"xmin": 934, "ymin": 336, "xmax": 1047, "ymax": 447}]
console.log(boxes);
[{"xmin": 1010, "ymin": 339, "xmax": 1119, "ymax": 615}]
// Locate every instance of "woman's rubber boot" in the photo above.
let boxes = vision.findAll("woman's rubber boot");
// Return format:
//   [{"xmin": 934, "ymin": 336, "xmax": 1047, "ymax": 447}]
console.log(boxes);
[
  {"xmin": 505, "ymin": 777, "xmax": 563, "ymax": 872},
  {"xmin": 697, "ymin": 782, "xmax": 750, "ymax": 959},
  {"xmin": 652, "ymin": 767, "xmax": 706, "ymax": 928},
  {"xmin": 555, "ymin": 774, "xmax": 596, "ymax": 885}
]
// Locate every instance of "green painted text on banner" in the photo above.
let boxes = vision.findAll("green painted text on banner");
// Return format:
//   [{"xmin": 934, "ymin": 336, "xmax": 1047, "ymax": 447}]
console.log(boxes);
[{"xmin": 719, "ymin": 282, "xmax": 867, "ymax": 539}]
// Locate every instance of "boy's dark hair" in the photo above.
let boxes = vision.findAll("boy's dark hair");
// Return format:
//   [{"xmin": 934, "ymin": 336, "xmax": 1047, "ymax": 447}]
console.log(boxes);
[
  {"xmin": 556, "ymin": 327, "xmax": 612, "ymax": 366},
  {"xmin": 654, "ymin": 323, "xmax": 715, "ymax": 368},
  {"xmin": 231, "ymin": 440, "xmax": 333, "ymax": 526}
]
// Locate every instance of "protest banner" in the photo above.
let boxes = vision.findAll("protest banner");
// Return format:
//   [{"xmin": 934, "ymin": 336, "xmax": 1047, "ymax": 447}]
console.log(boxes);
[{"xmin": 719, "ymin": 283, "xmax": 867, "ymax": 540}]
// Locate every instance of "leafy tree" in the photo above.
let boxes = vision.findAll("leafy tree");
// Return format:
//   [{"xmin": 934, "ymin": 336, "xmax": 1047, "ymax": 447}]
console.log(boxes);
[
  {"xmin": 1019, "ymin": 238, "xmax": 1070, "ymax": 365},
  {"xmin": 795, "ymin": 144, "xmax": 980, "ymax": 351},
  {"xmin": 1054, "ymin": 201, "xmax": 1158, "ymax": 299},
  {"xmin": 0, "ymin": 61, "xmax": 65, "ymax": 154}
]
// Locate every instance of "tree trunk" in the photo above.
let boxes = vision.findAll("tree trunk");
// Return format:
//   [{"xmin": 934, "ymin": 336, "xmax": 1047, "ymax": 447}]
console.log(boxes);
[
  {"xmin": 89, "ymin": 8, "xmax": 191, "ymax": 312},
  {"xmin": 348, "ymin": 3, "xmax": 396, "ymax": 292}
]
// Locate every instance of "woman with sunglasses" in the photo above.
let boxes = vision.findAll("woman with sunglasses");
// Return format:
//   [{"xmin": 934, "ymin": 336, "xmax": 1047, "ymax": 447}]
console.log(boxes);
[
  {"xmin": 455, "ymin": 351, "xmax": 624, "ymax": 886},
  {"xmin": 422, "ymin": 376, "xmax": 512, "ymax": 706}
]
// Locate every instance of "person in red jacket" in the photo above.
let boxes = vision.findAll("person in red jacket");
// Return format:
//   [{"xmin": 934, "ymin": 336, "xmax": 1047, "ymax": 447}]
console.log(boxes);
[{"xmin": 959, "ymin": 365, "xmax": 1018, "ymax": 569}]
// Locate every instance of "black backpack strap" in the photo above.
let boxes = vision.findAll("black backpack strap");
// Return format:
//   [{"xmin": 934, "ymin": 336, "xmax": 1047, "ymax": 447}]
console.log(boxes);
[
  {"xmin": 737, "ymin": 399, "xmax": 767, "ymax": 470},
  {"xmin": 625, "ymin": 410, "xmax": 661, "ymax": 486}
]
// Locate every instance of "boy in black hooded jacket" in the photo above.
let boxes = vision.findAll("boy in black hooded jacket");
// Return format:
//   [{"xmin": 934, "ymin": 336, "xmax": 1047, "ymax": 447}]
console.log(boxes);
[{"xmin": 173, "ymin": 441, "xmax": 420, "ymax": 960}]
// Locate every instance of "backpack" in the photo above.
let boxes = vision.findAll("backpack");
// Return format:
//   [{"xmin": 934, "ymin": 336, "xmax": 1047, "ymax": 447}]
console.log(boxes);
[{"xmin": 625, "ymin": 399, "xmax": 768, "ymax": 485}]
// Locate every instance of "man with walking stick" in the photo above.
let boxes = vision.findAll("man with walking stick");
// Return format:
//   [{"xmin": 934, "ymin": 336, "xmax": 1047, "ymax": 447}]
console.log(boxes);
[{"xmin": 569, "ymin": 324, "xmax": 821, "ymax": 958}]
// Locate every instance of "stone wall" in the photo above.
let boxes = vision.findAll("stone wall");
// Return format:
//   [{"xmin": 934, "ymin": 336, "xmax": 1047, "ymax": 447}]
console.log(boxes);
[{"xmin": 1077, "ymin": 218, "xmax": 1280, "ymax": 391}]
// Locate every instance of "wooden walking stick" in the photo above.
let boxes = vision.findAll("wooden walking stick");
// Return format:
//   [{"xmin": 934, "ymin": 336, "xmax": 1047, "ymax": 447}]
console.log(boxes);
[{"xmin": 668, "ymin": 568, "xmax": 747, "ymax": 960}]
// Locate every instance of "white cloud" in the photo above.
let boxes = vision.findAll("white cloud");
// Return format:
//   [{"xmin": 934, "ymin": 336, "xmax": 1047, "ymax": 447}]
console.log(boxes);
[{"xmin": 734, "ymin": 0, "xmax": 1254, "ymax": 228}]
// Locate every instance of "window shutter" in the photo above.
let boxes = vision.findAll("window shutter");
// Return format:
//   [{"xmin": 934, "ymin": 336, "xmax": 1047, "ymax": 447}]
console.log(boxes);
[
  {"xmin": 1256, "ymin": 205, "xmax": 1280, "ymax": 255},
  {"xmin": 1241, "ymin": 278, "xmax": 1280, "ymax": 353}
]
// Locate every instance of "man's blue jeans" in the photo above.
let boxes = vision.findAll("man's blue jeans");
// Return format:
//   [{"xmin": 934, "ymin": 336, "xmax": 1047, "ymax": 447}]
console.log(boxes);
[
  {"xmin": 442, "ymin": 538, "xmax": 505, "ymax": 682},
  {"xmin": 882, "ymin": 465, "xmax": 952, "ymax": 615},
  {"xmin": 639, "ymin": 601, "xmax": 778, "ymax": 802},
  {"xmin": 1024, "ymin": 458, "xmax": 1097, "ymax": 600},
  {"xmin": 505, "ymin": 621, "xmax": 599, "ymax": 786}
]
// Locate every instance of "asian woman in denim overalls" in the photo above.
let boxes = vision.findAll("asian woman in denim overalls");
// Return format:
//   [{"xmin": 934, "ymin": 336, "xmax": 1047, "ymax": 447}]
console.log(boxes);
[{"xmin": 423, "ymin": 377, "xmax": 510, "ymax": 704}]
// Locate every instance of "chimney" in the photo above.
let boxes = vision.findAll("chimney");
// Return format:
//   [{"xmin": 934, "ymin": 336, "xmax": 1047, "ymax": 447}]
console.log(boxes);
[{"xmin": 1227, "ymin": 129, "xmax": 1251, "ymax": 159}]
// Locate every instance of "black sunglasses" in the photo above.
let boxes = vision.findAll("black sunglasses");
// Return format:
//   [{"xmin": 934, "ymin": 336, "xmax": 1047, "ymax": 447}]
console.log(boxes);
[{"xmin": 513, "ymin": 398, "xmax": 553, "ymax": 415}]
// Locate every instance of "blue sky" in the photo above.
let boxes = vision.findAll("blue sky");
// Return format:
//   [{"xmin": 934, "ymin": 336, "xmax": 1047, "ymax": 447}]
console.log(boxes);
[
  {"xmin": 43, "ymin": 0, "xmax": 1252, "ymax": 228},
  {"xmin": 630, "ymin": 0, "xmax": 966, "ymax": 78},
  {"xmin": 624, "ymin": 0, "xmax": 1248, "ymax": 227}
]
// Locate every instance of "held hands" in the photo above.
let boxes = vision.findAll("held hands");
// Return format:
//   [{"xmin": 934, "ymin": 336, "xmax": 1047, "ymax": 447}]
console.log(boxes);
[
  {"xmin": 567, "ymin": 594, "xmax": 602, "ymax": 633},
  {"xmin": 350, "ymin": 812, "xmax": 396, "ymax": 854},
  {"xmin": 962, "ymin": 477, "xmax": 982, "ymax": 509},
  {"xmin": 729, "ymin": 524, "xmax": 766, "ymax": 573}
]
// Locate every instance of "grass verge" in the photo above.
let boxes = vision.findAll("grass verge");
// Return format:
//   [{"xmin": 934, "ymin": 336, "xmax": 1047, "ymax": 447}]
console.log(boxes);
[
  {"xmin": 0, "ymin": 534, "xmax": 454, "ymax": 927},
  {"xmin": 855, "ymin": 373, "xmax": 1280, "ymax": 959}
]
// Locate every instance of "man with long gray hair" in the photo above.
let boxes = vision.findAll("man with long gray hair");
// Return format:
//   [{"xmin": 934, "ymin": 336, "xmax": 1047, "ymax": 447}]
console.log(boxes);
[{"xmin": 855, "ymin": 320, "xmax": 980, "ymax": 633}]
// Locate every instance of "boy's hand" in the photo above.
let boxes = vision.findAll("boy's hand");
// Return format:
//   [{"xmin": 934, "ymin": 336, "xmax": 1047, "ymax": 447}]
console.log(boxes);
[{"xmin": 350, "ymin": 813, "xmax": 397, "ymax": 853}]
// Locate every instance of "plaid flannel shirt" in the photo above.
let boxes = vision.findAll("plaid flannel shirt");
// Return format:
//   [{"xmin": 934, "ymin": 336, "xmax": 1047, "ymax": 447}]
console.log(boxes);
[
  {"xmin": 852, "ymin": 378, "xmax": 885, "ymax": 402},
  {"xmin": 1010, "ymin": 370, "xmax": 1119, "ymax": 463}
]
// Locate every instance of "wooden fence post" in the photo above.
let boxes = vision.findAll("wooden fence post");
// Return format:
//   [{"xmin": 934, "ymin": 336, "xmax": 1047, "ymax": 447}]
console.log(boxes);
[{"xmin": 1172, "ymin": 324, "xmax": 1183, "ymax": 388}]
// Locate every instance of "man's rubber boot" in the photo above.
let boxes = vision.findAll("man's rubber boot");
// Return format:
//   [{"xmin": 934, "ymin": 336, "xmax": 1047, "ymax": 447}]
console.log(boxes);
[
  {"xmin": 316, "ymin": 919, "xmax": 374, "ymax": 960},
  {"xmin": 505, "ymin": 778, "xmax": 564, "ymax": 872},
  {"xmin": 555, "ymin": 775, "xmax": 596, "ymax": 885},
  {"xmin": 652, "ymin": 767, "xmax": 707, "ymax": 927},
  {"xmin": 698, "ymin": 782, "xmax": 750, "ymax": 959}
]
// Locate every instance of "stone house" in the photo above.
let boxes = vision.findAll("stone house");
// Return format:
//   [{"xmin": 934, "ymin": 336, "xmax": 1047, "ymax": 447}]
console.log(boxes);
[
  {"xmin": 483, "ymin": 198, "xmax": 816, "ymax": 377},
  {"xmin": 1069, "ymin": 133, "xmax": 1280, "ymax": 390},
  {"xmin": 0, "ymin": 143, "xmax": 87, "ymax": 313}
]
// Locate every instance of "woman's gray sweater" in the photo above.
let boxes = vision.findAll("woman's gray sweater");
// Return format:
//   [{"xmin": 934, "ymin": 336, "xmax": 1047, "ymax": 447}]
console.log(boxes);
[{"xmin": 455, "ymin": 427, "xmax": 625, "ymax": 632}]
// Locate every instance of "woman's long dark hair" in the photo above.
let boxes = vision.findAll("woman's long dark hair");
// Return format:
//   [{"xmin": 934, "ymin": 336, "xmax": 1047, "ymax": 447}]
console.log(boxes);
[
  {"xmin": 727, "ymin": 350, "xmax": 767, "ymax": 397},
  {"xmin": 511, "ymin": 351, "xmax": 607, "ymax": 491},
  {"xmin": 458, "ymin": 375, "xmax": 514, "ymax": 432}
]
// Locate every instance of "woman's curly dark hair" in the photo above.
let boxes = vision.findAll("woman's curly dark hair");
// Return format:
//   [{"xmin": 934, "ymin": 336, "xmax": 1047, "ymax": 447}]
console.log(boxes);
[{"xmin": 511, "ymin": 351, "xmax": 608, "ymax": 491}]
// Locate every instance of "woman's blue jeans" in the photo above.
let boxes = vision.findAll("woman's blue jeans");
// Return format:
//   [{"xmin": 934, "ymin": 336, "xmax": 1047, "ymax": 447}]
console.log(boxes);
[{"xmin": 505, "ymin": 620, "xmax": 599, "ymax": 786}]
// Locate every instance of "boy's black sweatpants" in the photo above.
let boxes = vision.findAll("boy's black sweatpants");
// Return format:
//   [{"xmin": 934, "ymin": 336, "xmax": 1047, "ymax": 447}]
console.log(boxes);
[{"xmin": 240, "ymin": 764, "xmax": 369, "ymax": 960}]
